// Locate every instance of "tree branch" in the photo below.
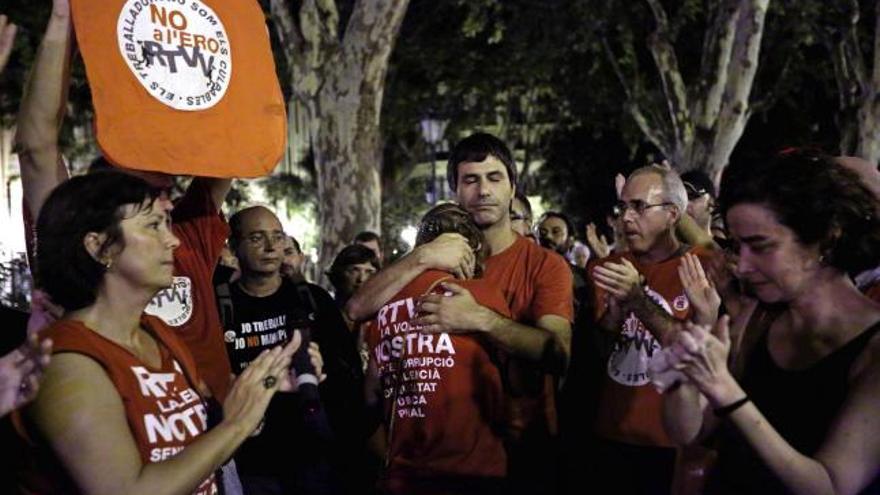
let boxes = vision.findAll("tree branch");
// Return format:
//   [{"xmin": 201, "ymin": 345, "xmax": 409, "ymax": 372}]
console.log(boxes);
[
  {"xmin": 645, "ymin": 0, "xmax": 692, "ymax": 150},
  {"xmin": 715, "ymin": 0, "xmax": 768, "ymax": 140},
  {"xmin": 268, "ymin": 0, "xmax": 303, "ymax": 72},
  {"xmin": 872, "ymin": 0, "xmax": 880, "ymax": 91},
  {"xmin": 602, "ymin": 35, "xmax": 635, "ymax": 101},
  {"xmin": 693, "ymin": 0, "xmax": 739, "ymax": 130},
  {"xmin": 750, "ymin": 53, "xmax": 792, "ymax": 114},
  {"xmin": 602, "ymin": 34, "xmax": 672, "ymax": 155},
  {"xmin": 341, "ymin": 0, "xmax": 409, "ymax": 81},
  {"xmin": 632, "ymin": 105, "xmax": 669, "ymax": 150}
]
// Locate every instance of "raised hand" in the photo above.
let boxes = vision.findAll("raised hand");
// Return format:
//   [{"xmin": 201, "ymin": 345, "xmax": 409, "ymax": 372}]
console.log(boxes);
[
  {"xmin": 52, "ymin": 0, "xmax": 71, "ymax": 18},
  {"xmin": 414, "ymin": 233, "xmax": 475, "ymax": 280},
  {"xmin": 27, "ymin": 290, "xmax": 65, "ymax": 336},
  {"xmin": 0, "ymin": 333, "xmax": 52, "ymax": 417},
  {"xmin": 586, "ymin": 223, "xmax": 611, "ymax": 259},
  {"xmin": 672, "ymin": 317, "xmax": 739, "ymax": 406},
  {"xmin": 0, "ymin": 15, "xmax": 17, "ymax": 75},
  {"xmin": 678, "ymin": 253, "xmax": 721, "ymax": 326},
  {"xmin": 614, "ymin": 173, "xmax": 626, "ymax": 199},
  {"xmin": 648, "ymin": 348, "xmax": 685, "ymax": 393},
  {"xmin": 592, "ymin": 258, "xmax": 644, "ymax": 303},
  {"xmin": 415, "ymin": 282, "xmax": 493, "ymax": 334},
  {"xmin": 223, "ymin": 333, "xmax": 299, "ymax": 432},
  {"xmin": 282, "ymin": 340, "xmax": 327, "ymax": 392}
]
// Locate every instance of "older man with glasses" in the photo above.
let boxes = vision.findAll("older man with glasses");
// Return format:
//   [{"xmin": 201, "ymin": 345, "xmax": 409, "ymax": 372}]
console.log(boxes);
[{"xmin": 588, "ymin": 165, "xmax": 718, "ymax": 495}]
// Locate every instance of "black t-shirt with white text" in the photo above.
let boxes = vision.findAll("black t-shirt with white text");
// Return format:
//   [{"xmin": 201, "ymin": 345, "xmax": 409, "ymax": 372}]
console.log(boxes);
[{"xmin": 221, "ymin": 278, "xmax": 364, "ymax": 483}]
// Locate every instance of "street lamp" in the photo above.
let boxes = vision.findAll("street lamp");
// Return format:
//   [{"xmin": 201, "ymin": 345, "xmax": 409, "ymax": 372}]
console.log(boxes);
[{"xmin": 419, "ymin": 117, "xmax": 448, "ymax": 204}]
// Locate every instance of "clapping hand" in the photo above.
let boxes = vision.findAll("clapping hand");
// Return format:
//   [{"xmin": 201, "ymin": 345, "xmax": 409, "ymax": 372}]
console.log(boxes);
[
  {"xmin": 0, "ymin": 333, "xmax": 52, "ymax": 417},
  {"xmin": 678, "ymin": 253, "xmax": 721, "ymax": 326}
]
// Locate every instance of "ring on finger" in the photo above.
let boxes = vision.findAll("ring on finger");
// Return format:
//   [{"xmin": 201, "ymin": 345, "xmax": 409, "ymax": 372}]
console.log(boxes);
[{"xmin": 262, "ymin": 375, "xmax": 277, "ymax": 389}]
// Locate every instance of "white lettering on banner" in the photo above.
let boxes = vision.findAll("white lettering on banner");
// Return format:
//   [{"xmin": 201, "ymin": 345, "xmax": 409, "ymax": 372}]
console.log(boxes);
[{"xmin": 116, "ymin": 0, "xmax": 232, "ymax": 111}]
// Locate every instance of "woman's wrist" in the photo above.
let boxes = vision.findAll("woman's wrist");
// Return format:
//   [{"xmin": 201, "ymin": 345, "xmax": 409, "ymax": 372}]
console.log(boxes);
[
  {"xmin": 713, "ymin": 396, "xmax": 750, "ymax": 417},
  {"xmin": 704, "ymin": 371, "xmax": 744, "ymax": 409}
]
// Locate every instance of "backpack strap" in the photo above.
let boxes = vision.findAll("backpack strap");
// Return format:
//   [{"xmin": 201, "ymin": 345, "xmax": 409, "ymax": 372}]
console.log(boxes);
[{"xmin": 215, "ymin": 282, "xmax": 234, "ymax": 331}]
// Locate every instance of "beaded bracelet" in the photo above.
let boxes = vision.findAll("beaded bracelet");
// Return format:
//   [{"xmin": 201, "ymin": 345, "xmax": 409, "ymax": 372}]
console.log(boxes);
[{"xmin": 713, "ymin": 396, "xmax": 749, "ymax": 417}]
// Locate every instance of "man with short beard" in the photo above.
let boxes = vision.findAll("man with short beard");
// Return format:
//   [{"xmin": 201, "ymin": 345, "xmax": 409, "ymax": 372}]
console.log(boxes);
[{"xmin": 539, "ymin": 211, "xmax": 590, "ymax": 313}]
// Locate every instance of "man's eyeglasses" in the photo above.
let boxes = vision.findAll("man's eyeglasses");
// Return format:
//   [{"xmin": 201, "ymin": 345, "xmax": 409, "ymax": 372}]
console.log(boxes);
[
  {"xmin": 245, "ymin": 231, "xmax": 287, "ymax": 246},
  {"xmin": 613, "ymin": 200, "xmax": 674, "ymax": 218}
]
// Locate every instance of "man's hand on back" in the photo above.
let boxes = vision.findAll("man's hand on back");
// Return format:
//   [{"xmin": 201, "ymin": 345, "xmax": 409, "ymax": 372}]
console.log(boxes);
[{"xmin": 413, "ymin": 233, "xmax": 475, "ymax": 280}]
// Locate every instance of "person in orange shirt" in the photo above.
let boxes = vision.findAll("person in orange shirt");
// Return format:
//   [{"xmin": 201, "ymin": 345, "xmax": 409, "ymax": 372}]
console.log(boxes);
[
  {"xmin": 21, "ymin": 172, "xmax": 298, "ymax": 494},
  {"xmin": 17, "ymin": 0, "xmax": 235, "ymax": 405},
  {"xmin": 589, "ymin": 165, "xmax": 719, "ymax": 495}
]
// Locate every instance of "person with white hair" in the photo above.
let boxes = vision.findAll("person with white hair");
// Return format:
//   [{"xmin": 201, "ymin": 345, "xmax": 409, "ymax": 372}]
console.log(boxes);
[{"xmin": 588, "ymin": 165, "xmax": 718, "ymax": 495}]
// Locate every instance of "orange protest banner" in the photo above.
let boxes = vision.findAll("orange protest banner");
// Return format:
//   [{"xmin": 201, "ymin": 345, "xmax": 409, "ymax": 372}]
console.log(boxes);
[{"xmin": 71, "ymin": 0, "xmax": 286, "ymax": 177}]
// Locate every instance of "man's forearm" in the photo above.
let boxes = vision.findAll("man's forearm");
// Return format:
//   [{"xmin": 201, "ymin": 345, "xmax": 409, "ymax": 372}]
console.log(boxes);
[
  {"xmin": 625, "ymin": 289, "xmax": 681, "ymax": 344},
  {"xmin": 345, "ymin": 250, "xmax": 427, "ymax": 322},
  {"xmin": 479, "ymin": 312, "xmax": 569, "ymax": 375},
  {"xmin": 198, "ymin": 178, "xmax": 232, "ymax": 212},
  {"xmin": 676, "ymin": 214, "xmax": 714, "ymax": 248}
]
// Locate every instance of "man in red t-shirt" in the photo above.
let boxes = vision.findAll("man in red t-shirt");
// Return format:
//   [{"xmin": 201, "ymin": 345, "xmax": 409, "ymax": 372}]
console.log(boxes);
[
  {"xmin": 348, "ymin": 134, "xmax": 573, "ymax": 494},
  {"xmin": 17, "ymin": 1, "xmax": 233, "ymax": 401},
  {"xmin": 590, "ymin": 166, "xmax": 717, "ymax": 495}
]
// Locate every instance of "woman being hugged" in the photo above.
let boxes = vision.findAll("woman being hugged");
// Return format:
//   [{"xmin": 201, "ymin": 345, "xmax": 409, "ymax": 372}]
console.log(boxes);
[
  {"xmin": 22, "ymin": 171, "xmax": 297, "ymax": 495},
  {"xmin": 662, "ymin": 150, "xmax": 880, "ymax": 495}
]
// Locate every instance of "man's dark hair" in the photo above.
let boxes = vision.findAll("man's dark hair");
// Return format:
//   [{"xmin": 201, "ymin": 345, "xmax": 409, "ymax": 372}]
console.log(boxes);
[
  {"xmin": 353, "ymin": 231, "xmax": 381, "ymax": 246},
  {"xmin": 538, "ymin": 211, "xmax": 577, "ymax": 240},
  {"xmin": 36, "ymin": 172, "xmax": 161, "ymax": 311},
  {"xmin": 416, "ymin": 203, "xmax": 488, "ymax": 277},
  {"xmin": 681, "ymin": 170, "xmax": 716, "ymax": 199},
  {"xmin": 87, "ymin": 156, "xmax": 115, "ymax": 174},
  {"xmin": 447, "ymin": 132, "xmax": 517, "ymax": 192},
  {"xmin": 327, "ymin": 244, "xmax": 380, "ymax": 290},
  {"xmin": 513, "ymin": 191, "xmax": 533, "ymax": 219},
  {"xmin": 719, "ymin": 149, "xmax": 880, "ymax": 275},
  {"xmin": 288, "ymin": 235, "xmax": 302, "ymax": 254}
]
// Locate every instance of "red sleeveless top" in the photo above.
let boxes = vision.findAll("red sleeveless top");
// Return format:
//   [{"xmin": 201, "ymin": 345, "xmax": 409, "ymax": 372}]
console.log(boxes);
[{"xmin": 19, "ymin": 315, "xmax": 218, "ymax": 494}]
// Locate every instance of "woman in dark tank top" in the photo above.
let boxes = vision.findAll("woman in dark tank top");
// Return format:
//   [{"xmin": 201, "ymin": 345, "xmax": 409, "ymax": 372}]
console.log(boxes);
[{"xmin": 660, "ymin": 151, "xmax": 880, "ymax": 495}]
